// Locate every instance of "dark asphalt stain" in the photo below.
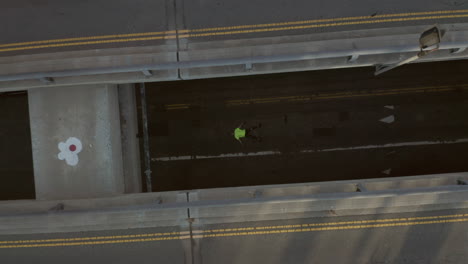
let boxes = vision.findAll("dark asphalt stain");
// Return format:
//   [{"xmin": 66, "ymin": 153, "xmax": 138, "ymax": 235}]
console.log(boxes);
[
  {"xmin": 151, "ymin": 121, "xmax": 169, "ymax": 136},
  {"xmin": 192, "ymin": 119, "xmax": 201, "ymax": 128},
  {"xmin": 339, "ymin": 111, "xmax": 349, "ymax": 122},
  {"xmin": 313, "ymin": 127, "xmax": 336, "ymax": 136}
]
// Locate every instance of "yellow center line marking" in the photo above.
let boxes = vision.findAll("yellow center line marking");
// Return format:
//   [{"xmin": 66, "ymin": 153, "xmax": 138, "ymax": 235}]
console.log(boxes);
[
  {"xmin": 0, "ymin": 35, "xmax": 178, "ymax": 53},
  {"xmin": 181, "ymin": 14, "xmax": 468, "ymax": 38},
  {"xmin": 255, "ymin": 100, "xmax": 281, "ymax": 104},
  {"xmin": 165, "ymin": 103, "xmax": 191, "ymax": 110},
  {"xmin": 164, "ymin": 84, "xmax": 466, "ymax": 110},
  {"xmin": 165, "ymin": 84, "xmax": 467, "ymax": 110},
  {"xmin": 0, "ymin": 235, "xmax": 186, "ymax": 249},
  {"xmin": 0, "ymin": 31, "xmax": 178, "ymax": 49},
  {"xmin": 1, "ymin": 213, "xmax": 467, "ymax": 248},
  {"xmin": 1, "ymin": 10, "xmax": 468, "ymax": 53},
  {"xmin": 224, "ymin": 84, "xmax": 468, "ymax": 106},
  {"xmin": 166, "ymin": 103, "xmax": 190, "ymax": 106},
  {"xmin": 306, "ymin": 87, "xmax": 457, "ymax": 101},
  {"xmin": 193, "ymin": 218, "xmax": 468, "ymax": 239},
  {"xmin": 199, "ymin": 213, "xmax": 468, "ymax": 233},
  {"xmin": 188, "ymin": 9, "xmax": 468, "ymax": 33},
  {"xmin": 1, "ymin": 216, "xmax": 467, "ymax": 248},
  {"xmin": 2, "ymin": 9, "xmax": 468, "ymax": 49},
  {"xmin": 166, "ymin": 106, "xmax": 190, "ymax": 110},
  {"xmin": 0, "ymin": 231, "xmax": 186, "ymax": 245}
]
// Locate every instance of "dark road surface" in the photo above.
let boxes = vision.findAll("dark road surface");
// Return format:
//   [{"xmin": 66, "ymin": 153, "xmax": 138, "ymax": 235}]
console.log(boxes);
[
  {"xmin": 0, "ymin": 92, "xmax": 34, "ymax": 200},
  {"xmin": 1, "ymin": 208, "xmax": 468, "ymax": 264},
  {"xmin": 144, "ymin": 60, "xmax": 468, "ymax": 191}
]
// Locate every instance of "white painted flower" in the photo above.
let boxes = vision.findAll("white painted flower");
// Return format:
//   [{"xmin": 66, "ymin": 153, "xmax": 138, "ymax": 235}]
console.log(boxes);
[{"xmin": 58, "ymin": 137, "xmax": 82, "ymax": 166}]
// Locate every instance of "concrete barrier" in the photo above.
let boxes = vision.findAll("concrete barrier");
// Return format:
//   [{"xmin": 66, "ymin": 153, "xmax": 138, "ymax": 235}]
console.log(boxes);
[
  {"xmin": 0, "ymin": 191, "xmax": 188, "ymax": 234},
  {"xmin": 187, "ymin": 172, "xmax": 468, "ymax": 224},
  {"xmin": 2, "ymin": 23, "xmax": 468, "ymax": 91},
  {"xmin": 0, "ymin": 173, "xmax": 467, "ymax": 234},
  {"xmin": 188, "ymin": 186, "xmax": 468, "ymax": 225},
  {"xmin": 189, "ymin": 172, "xmax": 468, "ymax": 201}
]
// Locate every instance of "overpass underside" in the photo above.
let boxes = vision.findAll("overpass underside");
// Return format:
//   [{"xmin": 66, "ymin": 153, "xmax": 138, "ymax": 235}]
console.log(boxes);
[{"xmin": 0, "ymin": 3, "xmax": 468, "ymax": 248}]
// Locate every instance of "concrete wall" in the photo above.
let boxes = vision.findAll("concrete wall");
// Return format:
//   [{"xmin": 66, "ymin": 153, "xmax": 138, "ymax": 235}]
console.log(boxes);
[{"xmin": 118, "ymin": 84, "xmax": 142, "ymax": 193}]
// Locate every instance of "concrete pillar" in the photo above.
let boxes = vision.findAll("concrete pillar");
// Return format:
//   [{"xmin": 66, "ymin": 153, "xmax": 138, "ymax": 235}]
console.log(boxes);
[
  {"xmin": 118, "ymin": 84, "xmax": 142, "ymax": 193},
  {"xmin": 28, "ymin": 84, "xmax": 124, "ymax": 200}
]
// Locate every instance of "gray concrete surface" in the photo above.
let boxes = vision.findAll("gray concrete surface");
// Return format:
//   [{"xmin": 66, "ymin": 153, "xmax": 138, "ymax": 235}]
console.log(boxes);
[
  {"xmin": 0, "ymin": 208, "xmax": 467, "ymax": 263},
  {"xmin": 28, "ymin": 84, "xmax": 125, "ymax": 200}
]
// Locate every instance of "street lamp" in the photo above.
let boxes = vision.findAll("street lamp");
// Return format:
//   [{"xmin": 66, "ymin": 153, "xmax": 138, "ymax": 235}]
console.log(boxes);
[{"xmin": 374, "ymin": 26, "xmax": 442, "ymax": 76}]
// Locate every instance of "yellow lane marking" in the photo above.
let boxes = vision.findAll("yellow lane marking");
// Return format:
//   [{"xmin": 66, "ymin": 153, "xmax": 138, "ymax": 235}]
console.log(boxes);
[
  {"xmin": 255, "ymin": 99, "xmax": 281, "ymax": 104},
  {"xmin": 193, "ymin": 218, "xmax": 468, "ymax": 239},
  {"xmin": 0, "ymin": 231, "xmax": 186, "ymax": 245},
  {"xmin": 2, "ymin": 11, "xmax": 468, "ymax": 53},
  {"xmin": 188, "ymin": 9, "xmax": 468, "ymax": 33},
  {"xmin": 225, "ymin": 84, "xmax": 468, "ymax": 106},
  {"xmin": 165, "ymin": 104, "xmax": 190, "ymax": 109},
  {"xmin": 0, "ymin": 235, "xmax": 188, "ymax": 249},
  {"xmin": 199, "ymin": 213, "xmax": 468, "ymax": 234},
  {"xmin": 1, "ymin": 216, "xmax": 467, "ymax": 248},
  {"xmin": 166, "ymin": 106, "xmax": 190, "ymax": 110},
  {"xmin": 164, "ymin": 84, "xmax": 467, "ymax": 110},
  {"xmin": 2, "ymin": 9, "xmax": 468, "ymax": 49},
  {"xmin": 1, "ymin": 213, "xmax": 467, "ymax": 244},
  {"xmin": 0, "ymin": 35, "xmax": 178, "ymax": 53},
  {"xmin": 165, "ymin": 103, "xmax": 191, "ymax": 110},
  {"xmin": 180, "ymin": 14, "xmax": 468, "ymax": 38},
  {"xmin": 0, "ymin": 31, "xmax": 178, "ymax": 49},
  {"xmin": 166, "ymin": 103, "xmax": 190, "ymax": 106}
]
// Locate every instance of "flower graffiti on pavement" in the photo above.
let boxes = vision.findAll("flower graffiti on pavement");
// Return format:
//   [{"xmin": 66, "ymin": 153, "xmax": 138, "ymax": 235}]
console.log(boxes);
[{"xmin": 58, "ymin": 137, "xmax": 82, "ymax": 166}]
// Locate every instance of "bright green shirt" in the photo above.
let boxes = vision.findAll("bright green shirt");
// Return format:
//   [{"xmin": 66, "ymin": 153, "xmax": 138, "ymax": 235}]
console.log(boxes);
[{"xmin": 234, "ymin": 128, "xmax": 246, "ymax": 140}]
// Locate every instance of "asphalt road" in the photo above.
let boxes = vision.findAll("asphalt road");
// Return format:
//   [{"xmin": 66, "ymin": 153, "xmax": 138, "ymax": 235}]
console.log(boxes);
[
  {"xmin": 1, "ymin": 0, "xmax": 174, "ymax": 45},
  {"xmin": 1, "ymin": 0, "xmax": 468, "ymax": 55},
  {"xmin": 145, "ymin": 60, "xmax": 468, "ymax": 191},
  {"xmin": 1, "ymin": 208, "xmax": 467, "ymax": 263}
]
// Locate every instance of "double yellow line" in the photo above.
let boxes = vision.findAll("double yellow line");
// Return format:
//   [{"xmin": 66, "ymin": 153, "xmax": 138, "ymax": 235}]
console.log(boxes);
[
  {"xmin": 1, "ymin": 213, "xmax": 467, "ymax": 248},
  {"xmin": 2, "ymin": 9, "xmax": 468, "ymax": 53},
  {"xmin": 164, "ymin": 83, "xmax": 468, "ymax": 110},
  {"xmin": 227, "ymin": 84, "xmax": 468, "ymax": 105}
]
